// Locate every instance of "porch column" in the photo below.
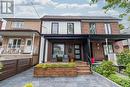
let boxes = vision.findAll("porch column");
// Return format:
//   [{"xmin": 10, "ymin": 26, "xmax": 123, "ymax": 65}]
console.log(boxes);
[
  {"xmin": 42, "ymin": 38, "xmax": 46, "ymax": 63},
  {"xmin": 105, "ymin": 38, "xmax": 109, "ymax": 55},
  {"xmin": 31, "ymin": 33, "xmax": 35, "ymax": 55},
  {"xmin": 83, "ymin": 38, "xmax": 91, "ymax": 62}
]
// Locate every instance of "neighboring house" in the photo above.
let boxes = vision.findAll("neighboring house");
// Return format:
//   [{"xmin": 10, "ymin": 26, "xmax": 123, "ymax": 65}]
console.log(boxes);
[
  {"xmin": 120, "ymin": 28, "xmax": 130, "ymax": 49},
  {"xmin": 0, "ymin": 18, "xmax": 41, "ymax": 65},
  {"xmin": 39, "ymin": 15, "xmax": 125, "ymax": 63}
]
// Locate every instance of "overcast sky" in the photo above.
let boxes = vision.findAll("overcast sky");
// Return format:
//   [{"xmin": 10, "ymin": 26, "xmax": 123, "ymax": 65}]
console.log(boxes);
[{"xmin": 1, "ymin": 0, "xmax": 130, "ymax": 28}]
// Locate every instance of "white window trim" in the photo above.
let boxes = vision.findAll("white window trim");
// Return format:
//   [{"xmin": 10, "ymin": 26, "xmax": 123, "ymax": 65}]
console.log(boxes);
[
  {"xmin": 12, "ymin": 22, "xmax": 24, "ymax": 28},
  {"xmin": 105, "ymin": 23, "xmax": 112, "ymax": 34},
  {"xmin": 8, "ymin": 38, "xmax": 22, "ymax": 49}
]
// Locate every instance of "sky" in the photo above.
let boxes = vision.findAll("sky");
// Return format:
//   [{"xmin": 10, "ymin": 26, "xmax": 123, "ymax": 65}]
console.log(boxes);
[{"xmin": 1, "ymin": 0, "xmax": 130, "ymax": 28}]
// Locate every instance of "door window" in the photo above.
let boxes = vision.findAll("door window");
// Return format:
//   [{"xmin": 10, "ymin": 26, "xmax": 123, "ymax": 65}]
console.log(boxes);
[{"xmin": 74, "ymin": 45, "xmax": 81, "ymax": 60}]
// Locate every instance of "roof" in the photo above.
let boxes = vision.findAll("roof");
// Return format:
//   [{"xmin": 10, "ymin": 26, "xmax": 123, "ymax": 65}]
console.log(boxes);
[
  {"xmin": 41, "ymin": 15, "xmax": 121, "ymax": 21},
  {"xmin": 42, "ymin": 34, "xmax": 130, "ymax": 41}
]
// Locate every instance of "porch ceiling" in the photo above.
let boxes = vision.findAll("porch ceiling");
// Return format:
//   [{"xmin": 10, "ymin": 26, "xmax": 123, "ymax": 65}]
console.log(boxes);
[
  {"xmin": 0, "ymin": 30, "xmax": 40, "ymax": 37},
  {"xmin": 42, "ymin": 34, "xmax": 130, "ymax": 41}
]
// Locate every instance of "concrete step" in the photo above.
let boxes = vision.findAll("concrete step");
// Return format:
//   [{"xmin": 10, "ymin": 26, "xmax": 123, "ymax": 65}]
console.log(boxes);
[
  {"xmin": 77, "ymin": 70, "xmax": 91, "ymax": 75},
  {"xmin": 76, "ymin": 67, "xmax": 90, "ymax": 70}
]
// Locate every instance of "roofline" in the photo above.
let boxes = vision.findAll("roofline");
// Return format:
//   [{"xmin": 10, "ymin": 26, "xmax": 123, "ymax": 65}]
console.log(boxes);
[
  {"xmin": 0, "ymin": 29, "xmax": 41, "ymax": 35},
  {"xmin": 41, "ymin": 15, "xmax": 121, "ymax": 21},
  {"xmin": 3, "ymin": 18, "xmax": 40, "ymax": 21}
]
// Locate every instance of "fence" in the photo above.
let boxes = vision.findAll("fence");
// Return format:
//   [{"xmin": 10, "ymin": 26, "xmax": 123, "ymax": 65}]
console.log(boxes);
[{"xmin": 0, "ymin": 58, "xmax": 33, "ymax": 81}]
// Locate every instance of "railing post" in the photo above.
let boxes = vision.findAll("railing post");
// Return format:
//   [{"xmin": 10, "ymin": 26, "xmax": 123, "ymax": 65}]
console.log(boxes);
[{"xmin": 31, "ymin": 33, "xmax": 35, "ymax": 55}]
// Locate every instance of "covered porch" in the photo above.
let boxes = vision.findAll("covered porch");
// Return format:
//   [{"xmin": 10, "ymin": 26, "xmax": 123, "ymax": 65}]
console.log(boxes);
[
  {"xmin": 42, "ymin": 34, "xmax": 130, "ymax": 65},
  {"xmin": 0, "ymin": 30, "xmax": 40, "ymax": 64}
]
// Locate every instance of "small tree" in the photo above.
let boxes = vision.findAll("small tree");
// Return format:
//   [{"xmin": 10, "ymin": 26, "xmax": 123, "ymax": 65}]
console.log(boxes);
[
  {"xmin": 117, "ymin": 50, "xmax": 130, "ymax": 66},
  {"xmin": 95, "ymin": 61, "xmax": 116, "ymax": 77},
  {"xmin": 125, "ymin": 63, "xmax": 130, "ymax": 78}
]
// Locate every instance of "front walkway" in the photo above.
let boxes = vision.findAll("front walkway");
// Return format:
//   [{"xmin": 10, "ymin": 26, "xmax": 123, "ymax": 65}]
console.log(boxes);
[{"xmin": 0, "ymin": 68, "xmax": 119, "ymax": 87}]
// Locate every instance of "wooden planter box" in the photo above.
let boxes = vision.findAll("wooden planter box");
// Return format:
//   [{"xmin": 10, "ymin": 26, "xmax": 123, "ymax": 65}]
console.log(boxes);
[{"xmin": 34, "ymin": 67, "xmax": 77, "ymax": 77}]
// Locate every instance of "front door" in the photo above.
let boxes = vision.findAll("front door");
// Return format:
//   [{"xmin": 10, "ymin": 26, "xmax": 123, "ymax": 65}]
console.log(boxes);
[
  {"xmin": 74, "ymin": 44, "xmax": 81, "ymax": 60},
  {"xmin": 24, "ymin": 39, "xmax": 32, "ymax": 53}
]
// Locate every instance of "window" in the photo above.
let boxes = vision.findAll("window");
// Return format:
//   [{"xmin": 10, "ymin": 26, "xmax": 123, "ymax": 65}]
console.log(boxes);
[
  {"xmin": 103, "ymin": 45, "xmax": 113, "ymax": 56},
  {"xmin": 105, "ymin": 23, "xmax": 111, "ymax": 34},
  {"xmin": 51, "ymin": 23, "xmax": 59, "ymax": 34},
  {"xmin": 53, "ymin": 44, "xmax": 64, "ymax": 58},
  {"xmin": 12, "ymin": 22, "xmax": 24, "ymax": 28},
  {"xmin": 67, "ymin": 23, "xmax": 74, "ymax": 34},
  {"xmin": 89, "ymin": 23, "xmax": 96, "ymax": 34},
  {"xmin": 74, "ymin": 45, "xmax": 81, "ymax": 60},
  {"xmin": 8, "ymin": 38, "xmax": 21, "ymax": 48}
]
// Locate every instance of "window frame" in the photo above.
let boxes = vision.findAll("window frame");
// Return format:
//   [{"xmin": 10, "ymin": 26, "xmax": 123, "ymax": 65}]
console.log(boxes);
[
  {"xmin": 12, "ymin": 22, "xmax": 24, "ymax": 28},
  {"xmin": 8, "ymin": 38, "xmax": 22, "ymax": 48},
  {"xmin": 52, "ymin": 43, "xmax": 65, "ymax": 58},
  {"xmin": 51, "ymin": 22, "xmax": 59, "ymax": 34},
  {"xmin": 67, "ymin": 23, "xmax": 74, "ymax": 34},
  {"xmin": 89, "ymin": 23, "xmax": 96, "ymax": 34},
  {"xmin": 104, "ymin": 23, "xmax": 112, "ymax": 34}
]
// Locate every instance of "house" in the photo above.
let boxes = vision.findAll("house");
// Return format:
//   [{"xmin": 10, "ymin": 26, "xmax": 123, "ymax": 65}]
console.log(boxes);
[
  {"xmin": 39, "ymin": 15, "xmax": 126, "ymax": 64},
  {"xmin": 0, "ymin": 18, "xmax": 41, "ymax": 65},
  {"xmin": 120, "ymin": 28, "xmax": 130, "ymax": 49}
]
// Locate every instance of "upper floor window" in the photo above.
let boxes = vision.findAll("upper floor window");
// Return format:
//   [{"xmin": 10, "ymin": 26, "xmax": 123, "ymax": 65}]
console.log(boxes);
[
  {"xmin": 67, "ymin": 23, "xmax": 74, "ymax": 34},
  {"xmin": 104, "ymin": 23, "xmax": 111, "ymax": 34},
  {"xmin": 12, "ymin": 22, "xmax": 24, "ymax": 28},
  {"xmin": 51, "ymin": 23, "xmax": 59, "ymax": 34},
  {"xmin": 89, "ymin": 23, "xmax": 96, "ymax": 34}
]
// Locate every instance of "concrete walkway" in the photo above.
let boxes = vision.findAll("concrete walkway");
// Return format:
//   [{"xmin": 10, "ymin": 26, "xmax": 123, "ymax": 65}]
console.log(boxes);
[{"xmin": 0, "ymin": 68, "xmax": 119, "ymax": 87}]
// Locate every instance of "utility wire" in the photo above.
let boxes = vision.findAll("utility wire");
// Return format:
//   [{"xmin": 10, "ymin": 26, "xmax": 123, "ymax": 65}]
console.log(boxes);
[{"xmin": 30, "ymin": 2, "xmax": 40, "ymax": 18}]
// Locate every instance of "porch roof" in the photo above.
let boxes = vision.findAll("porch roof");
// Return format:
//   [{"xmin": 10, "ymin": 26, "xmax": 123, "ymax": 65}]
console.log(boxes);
[
  {"xmin": 0, "ymin": 30, "xmax": 40, "ymax": 37},
  {"xmin": 42, "ymin": 34, "xmax": 130, "ymax": 41}
]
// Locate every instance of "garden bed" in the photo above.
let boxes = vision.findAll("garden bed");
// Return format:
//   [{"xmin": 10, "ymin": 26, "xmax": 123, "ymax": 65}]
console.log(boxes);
[{"xmin": 34, "ymin": 63, "xmax": 77, "ymax": 77}]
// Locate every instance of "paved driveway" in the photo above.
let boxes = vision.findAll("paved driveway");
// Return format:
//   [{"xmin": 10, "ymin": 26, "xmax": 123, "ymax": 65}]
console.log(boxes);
[{"xmin": 0, "ymin": 68, "xmax": 119, "ymax": 87}]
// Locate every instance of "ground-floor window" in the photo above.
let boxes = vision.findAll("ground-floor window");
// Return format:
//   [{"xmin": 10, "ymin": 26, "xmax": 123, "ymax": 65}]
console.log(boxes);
[
  {"xmin": 8, "ymin": 38, "xmax": 21, "ymax": 48},
  {"xmin": 103, "ymin": 45, "xmax": 113, "ymax": 56},
  {"xmin": 53, "ymin": 44, "xmax": 64, "ymax": 58}
]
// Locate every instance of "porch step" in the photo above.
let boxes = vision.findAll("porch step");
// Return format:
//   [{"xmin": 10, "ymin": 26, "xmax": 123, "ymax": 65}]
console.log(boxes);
[{"xmin": 76, "ymin": 62, "xmax": 91, "ymax": 75}]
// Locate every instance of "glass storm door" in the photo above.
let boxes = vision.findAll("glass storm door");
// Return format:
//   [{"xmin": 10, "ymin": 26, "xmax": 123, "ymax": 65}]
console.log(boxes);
[{"xmin": 24, "ymin": 39, "xmax": 32, "ymax": 53}]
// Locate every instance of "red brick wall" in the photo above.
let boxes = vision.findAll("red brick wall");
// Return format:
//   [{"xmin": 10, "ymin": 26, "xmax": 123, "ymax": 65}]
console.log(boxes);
[
  {"xmin": 81, "ymin": 22, "xmax": 89, "ymax": 34},
  {"xmin": 81, "ymin": 22, "xmax": 120, "ymax": 34},
  {"xmin": 111, "ymin": 23, "xmax": 120, "ymax": 34},
  {"xmin": 96, "ymin": 23, "xmax": 105, "ymax": 34}
]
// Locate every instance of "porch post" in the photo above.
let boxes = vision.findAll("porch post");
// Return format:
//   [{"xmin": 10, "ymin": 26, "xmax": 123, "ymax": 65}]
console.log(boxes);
[
  {"xmin": 31, "ymin": 33, "xmax": 35, "ymax": 55},
  {"xmin": 42, "ymin": 38, "xmax": 46, "ymax": 63},
  {"xmin": 105, "ymin": 38, "xmax": 109, "ymax": 55},
  {"xmin": 83, "ymin": 38, "xmax": 91, "ymax": 62}
]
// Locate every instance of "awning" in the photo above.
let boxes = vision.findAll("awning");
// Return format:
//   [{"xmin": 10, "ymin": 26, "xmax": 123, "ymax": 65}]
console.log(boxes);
[
  {"xmin": 0, "ymin": 30, "xmax": 40, "ymax": 37},
  {"xmin": 42, "ymin": 34, "xmax": 130, "ymax": 41}
]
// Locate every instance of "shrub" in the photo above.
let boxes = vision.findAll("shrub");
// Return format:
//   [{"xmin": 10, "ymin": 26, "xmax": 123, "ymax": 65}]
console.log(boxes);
[
  {"xmin": 108, "ymin": 74, "xmax": 130, "ymax": 87},
  {"xmin": 95, "ymin": 61, "xmax": 116, "ymax": 77},
  {"xmin": 24, "ymin": 83, "xmax": 33, "ymax": 87},
  {"xmin": 117, "ymin": 50, "xmax": 130, "ymax": 66},
  {"xmin": 35, "ymin": 63, "xmax": 76, "ymax": 69},
  {"xmin": 125, "ymin": 63, "xmax": 130, "ymax": 78}
]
